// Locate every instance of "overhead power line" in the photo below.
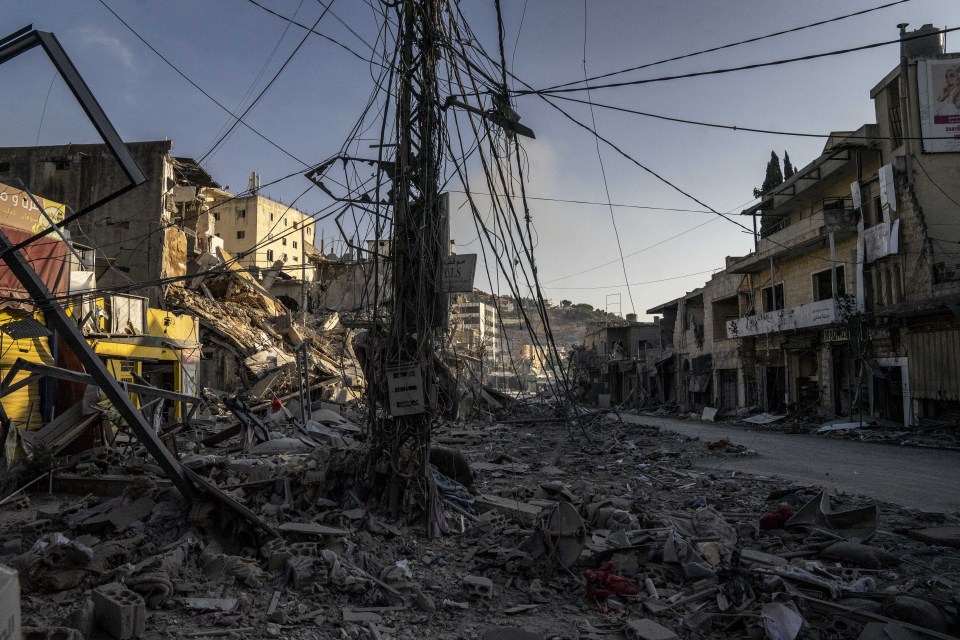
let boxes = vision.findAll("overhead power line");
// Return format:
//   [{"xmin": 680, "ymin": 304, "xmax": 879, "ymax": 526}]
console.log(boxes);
[
  {"xmin": 548, "ymin": 93, "xmax": 960, "ymax": 141},
  {"xmin": 97, "ymin": 0, "xmax": 311, "ymax": 168},
  {"xmin": 541, "ymin": 0, "xmax": 913, "ymax": 92},
  {"xmin": 542, "ymin": 267, "xmax": 722, "ymax": 290},
  {"xmin": 199, "ymin": 0, "xmax": 338, "ymax": 162},
  {"xmin": 517, "ymin": 25, "xmax": 960, "ymax": 96}
]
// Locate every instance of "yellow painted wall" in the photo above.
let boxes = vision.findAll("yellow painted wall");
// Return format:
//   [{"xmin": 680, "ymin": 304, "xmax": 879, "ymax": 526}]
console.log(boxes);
[{"xmin": 0, "ymin": 310, "xmax": 54, "ymax": 430}]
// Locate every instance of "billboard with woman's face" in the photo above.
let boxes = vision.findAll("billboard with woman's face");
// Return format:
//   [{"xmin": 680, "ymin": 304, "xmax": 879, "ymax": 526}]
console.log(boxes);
[{"xmin": 917, "ymin": 58, "xmax": 960, "ymax": 153}]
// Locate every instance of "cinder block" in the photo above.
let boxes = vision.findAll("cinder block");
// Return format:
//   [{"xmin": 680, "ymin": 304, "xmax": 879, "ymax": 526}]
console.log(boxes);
[{"xmin": 93, "ymin": 582, "xmax": 146, "ymax": 640}]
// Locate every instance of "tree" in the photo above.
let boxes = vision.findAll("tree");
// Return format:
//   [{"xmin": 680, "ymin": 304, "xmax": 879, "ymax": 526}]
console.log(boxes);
[
  {"xmin": 753, "ymin": 151, "xmax": 784, "ymax": 237},
  {"xmin": 561, "ymin": 299, "xmax": 572, "ymax": 308},
  {"xmin": 783, "ymin": 151, "xmax": 795, "ymax": 179},
  {"xmin": 753, "ymin": 151, "xmax": 783, "ymax": 199}
]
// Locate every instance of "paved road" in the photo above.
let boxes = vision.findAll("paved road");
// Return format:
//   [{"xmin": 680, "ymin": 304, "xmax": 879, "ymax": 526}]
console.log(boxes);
[{"xmin": 616, "ymin": 413, "xmax": 960, "ymax": 514}]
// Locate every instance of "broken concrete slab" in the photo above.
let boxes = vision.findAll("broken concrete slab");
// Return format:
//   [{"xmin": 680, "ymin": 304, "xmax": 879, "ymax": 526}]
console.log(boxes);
[
  {"xmin": 474, "ymin": 493, "xmax": 542, "ymax": 526},
  {"xmin": 624, "ymin": 618, "xmax": 678, "ymax": 640}
]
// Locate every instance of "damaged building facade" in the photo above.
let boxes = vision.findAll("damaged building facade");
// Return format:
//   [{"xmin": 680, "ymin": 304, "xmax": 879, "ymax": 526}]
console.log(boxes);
[
  {"xmin": 646, "ymin": 25, "xmax": 960, "ymax": 424},
  {"xmin": 0, "ymin": 141, "xmax": 225, "ymax": 307}
]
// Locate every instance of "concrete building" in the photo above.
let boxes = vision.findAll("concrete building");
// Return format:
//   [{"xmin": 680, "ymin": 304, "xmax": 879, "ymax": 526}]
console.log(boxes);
[
  {"xmin": 648, "ymin": 266, "xmax": 745, "ymax": 411},
  {"xmin": 0, "ymin": 141, "xmax": 222, "ymax": 306},
  {"xmin": 574, "ymin": 316, "xmax": 663, "ymax": 406},
  {"xmin": 212, "ymin": 192, "xmax": 317, "ymax": 282},
  {"xmin": 647, "ymin": 25, "xmax": 960, "ymax": 424},
  {"xmin": 450, "ymin": 300, "xmax": 498, "ymax": 360}
]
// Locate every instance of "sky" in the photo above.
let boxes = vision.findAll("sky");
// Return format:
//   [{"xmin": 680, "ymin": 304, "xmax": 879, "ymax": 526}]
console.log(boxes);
[{"xmin": 1, "ymin": 0, "xmax": 958, "ymax": 317}]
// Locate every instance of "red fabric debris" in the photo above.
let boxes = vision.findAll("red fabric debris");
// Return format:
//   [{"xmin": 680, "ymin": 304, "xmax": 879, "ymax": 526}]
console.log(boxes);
[
  {"xmin": 271, "ymin": 398, "xmax": 283, "ymax": 413},
  {"xmin": 585, "ymin": 561, "xmax": 639, "ymax": 609},
  {"xmin": 759, "ymin": 505, "xmax": 796, "ymax": 530}
]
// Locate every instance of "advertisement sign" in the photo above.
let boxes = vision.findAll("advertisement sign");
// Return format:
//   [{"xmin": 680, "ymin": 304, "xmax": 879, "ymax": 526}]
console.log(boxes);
[
  {"xmin": 917, "ymin": 58, "xmax": 960, "ymax": 153},
  {"xmin": 0, "ymin": 182, "xmax": 67, "ymax": 234}
]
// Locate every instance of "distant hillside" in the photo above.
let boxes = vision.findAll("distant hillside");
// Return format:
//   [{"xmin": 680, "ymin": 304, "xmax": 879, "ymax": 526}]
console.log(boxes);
[{"xmin": 498, "ymin": 302, "xmax": 621, "ymax": 354}]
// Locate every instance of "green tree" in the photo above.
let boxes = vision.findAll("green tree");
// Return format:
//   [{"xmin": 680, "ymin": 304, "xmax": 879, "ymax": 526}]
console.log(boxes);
[
  {"xmin": 753, "ymin": 151, "xmax": 784, "ymax": 237},
  {"xmin": 783, "ymin": 151, "xmax": 795, "ymax": 179},
  {"xmin": 561, "ymin": 299, "xmax": 572, "ymax": 308}
]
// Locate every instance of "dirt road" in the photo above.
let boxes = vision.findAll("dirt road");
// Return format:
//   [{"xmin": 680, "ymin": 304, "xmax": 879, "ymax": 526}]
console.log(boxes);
[{"xmin": 617, "ymin": 413, "xmax": 960, "ymax": 513}]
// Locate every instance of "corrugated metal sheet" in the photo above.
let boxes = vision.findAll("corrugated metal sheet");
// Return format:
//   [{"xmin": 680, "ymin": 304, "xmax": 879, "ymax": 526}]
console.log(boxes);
[
  {"xmin": 0, "ymin": 312, "xmax": 55, "ymax": 430},
  {"xmin": 906, "ymin": 329, "xmax": 960, "ymax": 401}
]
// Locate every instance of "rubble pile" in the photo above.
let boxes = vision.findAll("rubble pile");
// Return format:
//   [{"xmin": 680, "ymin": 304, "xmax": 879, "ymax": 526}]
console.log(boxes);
[
  {"xmin": 166, "ymin": 266, "xmax": 362, "ymax": 402},
  {"xmin": 2, "ymin": 398, "xmax": 959, "ymax": 639}
]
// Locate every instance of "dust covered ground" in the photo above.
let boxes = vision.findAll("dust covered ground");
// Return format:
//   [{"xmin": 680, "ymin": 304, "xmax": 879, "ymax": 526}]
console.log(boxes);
[{"xmin": 3, "ymin": 410, "xmax": 959, "ymax": 639}]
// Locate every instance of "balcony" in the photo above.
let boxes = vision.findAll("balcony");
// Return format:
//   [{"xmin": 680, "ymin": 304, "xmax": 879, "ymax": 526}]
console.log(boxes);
[
  {"xmin": 730, "ymin": 200, "xmax": 857, "ymax": 274},
  {"xmin": 727, "ymin": 298, "xmax": 839, "ymax": 338}
]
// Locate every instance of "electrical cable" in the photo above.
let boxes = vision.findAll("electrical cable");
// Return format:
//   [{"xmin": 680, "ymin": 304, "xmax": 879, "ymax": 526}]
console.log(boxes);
[
  {"xmin": 517, "ymin": 25, "xmax": 960, "ymax": 96},
  {"xmin": 199, "ymin": 0, "xmax": 339, "ymax": 163},
  {"xmin": 580, "ymin": 0, "xmax": 636, "ymax": 315},
  {"xmin": 541, "ymin": 0, "xmax": 913, "ymax": 92}
]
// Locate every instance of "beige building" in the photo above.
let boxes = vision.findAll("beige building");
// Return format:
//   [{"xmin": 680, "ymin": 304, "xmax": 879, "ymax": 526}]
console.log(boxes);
[{"xmin": 212, "ymin": 193, "xmax": 317, "ymax": 281}]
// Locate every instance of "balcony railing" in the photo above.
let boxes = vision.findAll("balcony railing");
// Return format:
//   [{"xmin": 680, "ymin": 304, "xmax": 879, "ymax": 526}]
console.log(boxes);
[{"xmin": 727, "ymin": 298, "xmax": 839, "ymax": 338}]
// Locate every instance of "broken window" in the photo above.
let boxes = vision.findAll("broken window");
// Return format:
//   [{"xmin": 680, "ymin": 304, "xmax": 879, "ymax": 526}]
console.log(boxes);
[
  {"xmin": 282, "ymin": 238, "xmax": 287, "ymax": 246},
  {"xmin": 237, "ymin": 209, "xmax": 246, "ymax": 220},
  {"xmin": 213, "ymin": 212, "xmax": 220, "ymax": 221},
  {"xmin": 266, "ymin": 249, "xmax": 274, "ymax": 261},
  {"xmin": 762, "ymin": 284, "xmax": 784, "ymax": 312},
  {"xmin": 236, "ymin": 230, "xmax": 245, "ymax": 239},
  {"xmin": 813, "ymin": 266, "xmax": 845, "ymax": 301}
]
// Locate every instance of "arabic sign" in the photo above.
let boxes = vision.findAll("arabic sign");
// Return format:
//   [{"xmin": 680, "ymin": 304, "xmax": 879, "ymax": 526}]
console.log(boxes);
[
  {"xmin": 727, "ymin": 299, "xmax": 838, "ymax": 338},
  {"xmin": 917, "ymin": 58, "xmax": 960, "ymax": 153},
  {"xmin": 0, "ymin": 182, "xmax": 67, "ymax": 234},
  {"xmin": 440, "ymin": 253, "xmax": 477, "ymax": 293}
]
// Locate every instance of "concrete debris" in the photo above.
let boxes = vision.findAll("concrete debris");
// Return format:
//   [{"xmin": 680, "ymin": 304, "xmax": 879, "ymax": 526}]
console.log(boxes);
[{"xmin": 1, "ymin": 395, "xmax": 958, "ymax": 639}]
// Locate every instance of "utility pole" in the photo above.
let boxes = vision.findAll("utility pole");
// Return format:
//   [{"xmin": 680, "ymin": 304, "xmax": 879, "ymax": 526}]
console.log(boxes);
[{"xmin": 371, "ymin": 0, "xmax": 445, "ymax": 533}]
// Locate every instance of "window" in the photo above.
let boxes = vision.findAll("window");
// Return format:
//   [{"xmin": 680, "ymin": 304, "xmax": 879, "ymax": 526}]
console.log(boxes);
[
  {"xmin": 762, "ymin": 284, "xmax": 784, "ymax": 312},
  {"xmin": 306, "ymin": 228, "xmax": 312, "ymax": 237},
  {"xmin": 215, "ymin": 233, "xmax": 221, "ymax": 238},
  {"xmin": 0, "ymin": 162, "xmax": 9, "ymax": 172},
  {"xmin": 293, "ymin": 240, "xmax": 298, "ymax": 249},
  {"xmin": 236, "ymin": 230, "xmax": 245, "ymax": 239},
  {"xmin": 266, "ymin": 249, "xmax": 274, "ymax": 261},
  {"xmin": 269, "ymin": 213, "xmax": 274, "ymax": 221},
  {"xmin": 282, "ymin": 238, "xmax": 287, "ymax": 246},
  {"xmin": 281, "ymin": 253, "xmax": 288, "ymax": 261},
  {"xmin": 55, "ymin": 160, "xmax": 70, "ymax": 171},
  {"xmin": 213, "ymin": 212, "xmax": 220, "ymax": 221},
  {"xmin": 813, "ymin": 266, "xmax": 845, "ymax": 301},
  {"xmin": 283, "ymin": 217, "xmax": 288, "ymax": 226},
  {"xmin": 293, "ymin": 256, "xmax": 299, "ymax": 262}
]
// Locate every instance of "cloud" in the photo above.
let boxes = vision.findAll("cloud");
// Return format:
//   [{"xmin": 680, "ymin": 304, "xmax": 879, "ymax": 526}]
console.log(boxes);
[{"xmin": 73, "ymin": 27, "xmax": 137, "ymax": 72}]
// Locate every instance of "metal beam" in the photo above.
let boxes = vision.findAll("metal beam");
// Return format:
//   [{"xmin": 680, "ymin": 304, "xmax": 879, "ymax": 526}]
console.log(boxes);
[
  {"xmin": 0, "ymin": 228, "xmax": 194, "ymax": 499},
  {"xmin": 0, "ymin": 28, "xmax": 147, "ymax": 254}
]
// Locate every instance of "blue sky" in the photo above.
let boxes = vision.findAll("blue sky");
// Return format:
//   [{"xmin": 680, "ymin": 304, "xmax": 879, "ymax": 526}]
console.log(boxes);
[{"xmin": 1, "ymin": 0, "xmax": 958, "ymax": 315}]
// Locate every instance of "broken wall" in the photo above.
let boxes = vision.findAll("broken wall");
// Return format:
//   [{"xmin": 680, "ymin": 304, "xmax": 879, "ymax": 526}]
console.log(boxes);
[{"xmin": 0, "ymin": 141, "xmax": 173, "ymax": 307}]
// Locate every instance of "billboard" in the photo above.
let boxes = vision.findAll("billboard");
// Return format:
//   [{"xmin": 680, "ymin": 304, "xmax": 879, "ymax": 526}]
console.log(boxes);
[
  {"xmin": 917, "ymin": 58, "xmax": 960, "ymax": 153},
  {"xmin": 0, "ymin": 182, "xmax": 67, "ymax": 234}
]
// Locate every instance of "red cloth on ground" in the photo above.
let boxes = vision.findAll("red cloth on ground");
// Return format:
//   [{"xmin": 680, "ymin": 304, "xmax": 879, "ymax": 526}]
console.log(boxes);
[{"xmin": 759, "ymin": 505, "xmax": 796, "ymax": 530}]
